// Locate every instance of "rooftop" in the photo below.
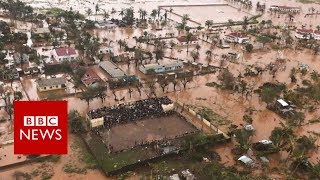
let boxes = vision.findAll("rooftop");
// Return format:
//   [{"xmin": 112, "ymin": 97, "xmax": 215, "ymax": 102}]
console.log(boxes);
[
  {"xmin": 99, "ymin": 61, "xmax": 126, "ymax": 78},
  {"xmin": 81, "ymin": 68, "xmax": 101, "ymax": 86},
  {"xmin": 54, "ymin": 47, "xmax": 77, "ymax": 57},
  {"xmin": 277, "ymin": 99, "xmax": 289, "ymax": 107},
  {"xmin": 227, "ymin": 32, "xmax": 249, "ymax": 38},
  {"xmin": 296, "ymin": 29, "xmax": 313, "ymax": 34},
  {"xmin": 176, "ymin": 36, "xmax": 198, "ymax": 43},
  {"xmin": 32, "ymin": 27, "xmax": 50, "ymax": 34},
  {"xmin": 37, "ymin": 77, "xmax": 66, "ymax": 88},
  {"xmin": 141, "ymin": 61, "xmax": 183, "ymax": 69}
]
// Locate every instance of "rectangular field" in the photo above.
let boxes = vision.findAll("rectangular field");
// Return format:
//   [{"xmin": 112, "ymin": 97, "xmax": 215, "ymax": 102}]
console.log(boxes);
[{"xmin": 101, "ymin": 113, "xmax": 198, "ymax": 151}]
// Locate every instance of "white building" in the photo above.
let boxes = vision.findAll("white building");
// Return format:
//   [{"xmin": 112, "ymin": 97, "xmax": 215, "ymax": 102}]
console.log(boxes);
[
  {"xmin": 314, "ymin": 30, "xmax": 320, "ymax": 40},
  {"xmin": 225, "ymin": 32, "xmax": 250, "ymax": 44},
  {"xmin": 295, "ymin": 29, "xmax": 313, "ymax": 39},
  {"xmin": 95, "ymin": 20, "xmax": 117, "ymax": 29},
  {"xmin": 139, "ymin": 61, "xmax": 183, "ymax": 74},
  {"xmin": 37, "ymin": 77, "xmax": 67, "ymax": 92},
  {"xmin": 51, "ymin": 47, "xmax": 78, "ymax": 62},
  {"xmin": 269, "ymin": 5, "xmax": 301, "ymax": 13}
]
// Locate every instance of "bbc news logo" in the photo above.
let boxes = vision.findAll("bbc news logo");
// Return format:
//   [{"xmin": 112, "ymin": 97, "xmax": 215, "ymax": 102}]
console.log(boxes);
[
  {"xmin": 20, "ymin": 116, "xmax": 62, "ymax": 141},
  {"xmin": 14, "ymin": 101, "xmax": 68, "ymax": 154}
]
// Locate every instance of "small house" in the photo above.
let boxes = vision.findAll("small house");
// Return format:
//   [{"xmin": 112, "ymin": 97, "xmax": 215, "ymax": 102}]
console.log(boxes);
[
  {"xmin": 81, "ymin": 68, "xmax": 102, "ymax": 87},
  {"xmin": 276, "ymin": 99, "xmax": 289, "ymax": 109},
  {"xmin": 176, "ymin": 36, "xmax": 198, "ymax": 45},
  {"xmin": 181, "ymin": 169, "xmax": 195, "ymax": 180},
  {"xmin": 51, "ymin": 47, "xmax": 78, "ymax": 62},
  {"xmin": 95, "ymin": 20, "xmax": 117, "ymax": 29},
  {"xmin": 225, "ymin": 32, "xmax": 250, "ymax": 44},
  {"xmin": 32, "ymin": 27, "xmax": 50, "ymax": 35},
  {"xmin": 37, "ymin": 77, "xmax": 67, "ymax": 92},
  {"xmin": 238, "ymin": 155, "xmax": 254, "ymax": 166}
]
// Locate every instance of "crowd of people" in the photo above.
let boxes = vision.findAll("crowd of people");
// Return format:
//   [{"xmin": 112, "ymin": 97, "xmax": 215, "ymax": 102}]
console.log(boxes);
[{"xmin": 88, "ymin": 97, "xmax": 173, "ymax": 128}]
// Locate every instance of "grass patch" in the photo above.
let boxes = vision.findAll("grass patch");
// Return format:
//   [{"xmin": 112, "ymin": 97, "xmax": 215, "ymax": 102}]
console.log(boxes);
[
  {"xmin": 63, "ymin": 163, "xmax": 87, "ymax": 174},
  {"xmin": 47, "ymin": 155, "xmax": 61, "ymax": 163},
  {"xmin": 188, "ymin": 105, "xmax": 231, "ymax": 126},
  {"xmin": 73, "ymin": 136, "xmax": 98, "ymax": 169},
  {"xmin": 86, "ymin": 134, "xmax": 149, "ymax": 173}
]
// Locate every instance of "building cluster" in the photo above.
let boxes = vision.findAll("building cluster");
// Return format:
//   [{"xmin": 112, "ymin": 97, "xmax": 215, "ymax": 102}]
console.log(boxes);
[
  {"xmin": 295, "ymin": 29, "xmax": 320, "ymax": 40},
  {"xmin": 269, "ymin": 5, "xmax": 301, "ymax": 14}
]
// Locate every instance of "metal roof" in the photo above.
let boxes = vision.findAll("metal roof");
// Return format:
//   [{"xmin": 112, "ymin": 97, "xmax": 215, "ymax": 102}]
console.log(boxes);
[
  {"xmin": 277, "ymin": 99, "xmax": 289, "ymax": 107},
  {"xmin": 99, "ymin": 61, "xmax": 126, "ymax": 78},
  {"xmin": 37, "ymin": 77, "xmax": 66, "ymax": 88}
]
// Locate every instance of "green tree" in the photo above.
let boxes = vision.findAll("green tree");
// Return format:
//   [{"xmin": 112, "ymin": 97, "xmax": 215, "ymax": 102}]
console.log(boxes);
[
  {"xmin": 205, "ymin": 20, "xmax": 213, "ymax": 29},
  {"xmin": 68, "ymin": 110, "xmax": 85, "ymax": 133},
  {"xmin": 245, "ymin": 43, "xmax": 254, "ymax": 52},
  {"xmin": 257, "ymin": 35, "xmax": 272, "ymax": 47}
]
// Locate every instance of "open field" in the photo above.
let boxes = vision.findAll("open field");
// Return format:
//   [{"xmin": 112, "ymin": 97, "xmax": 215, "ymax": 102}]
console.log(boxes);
[{"xmin": 102, "ymin": 113, "xmax": 198, "ymax": 151}]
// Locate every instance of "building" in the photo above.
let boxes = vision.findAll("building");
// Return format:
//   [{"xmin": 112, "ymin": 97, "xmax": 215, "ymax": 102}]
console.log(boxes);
[
  {"xmin": 176, "ymin": 36, "xmax": 198, "ymax": 45},
  {"xmin": 314, "ymin": 30, "xmax": 320, "ymax": 40},
  {"xmin": 13, "ymin": 53, "xmax": 29, "ymax": 64},
  {"xmin": 95, "ymin": 20, "xmax": 117, "ymax": 29},
  {"xmin": 139, "ymin": 61, "xmax": 183, "ymax": 74},
  {"xmin": 225, "ymin": 32, "xmax": 250, "ymax": 44},
  {"xmin": 269, "ymin": 5, "xmax": 301, "ymax": 13},
  {"xmin": 238, "ymin": 155, "xmax": 254, "ymax": 166},
  {"xmin": 295, "ymin": 29, "xmax": 313, "ymax": 39},
  {"xmin": 32, "ymin": 27, "xmax": 50, "ymax": 35},
  {"xmin": 37, "ymin": 77, "xmax": 67, "ymax": 92},
  {"xmin": 98, "ymin": 47, "xmax": 114, "ymax": 54},
  {"xmin": 81, "ymin": 68, "xmax": 102, "ymax": 87},
  {"xmin": 276, "ymin": 99, "xmax": 290, "ymax": 109},
  {"xmin": 51, "ymin": 47, "xmax": 78, "ymax": 62},
  {"xmin": 99, "ymin": 61, "xmax": 126, "ymax": 78}
]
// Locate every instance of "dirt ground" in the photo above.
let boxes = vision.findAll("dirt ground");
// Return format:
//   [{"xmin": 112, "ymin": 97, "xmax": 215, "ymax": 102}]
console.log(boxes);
[{"xmin": 102, "ymin": 113, "xmax": 198, "ymax": 151}]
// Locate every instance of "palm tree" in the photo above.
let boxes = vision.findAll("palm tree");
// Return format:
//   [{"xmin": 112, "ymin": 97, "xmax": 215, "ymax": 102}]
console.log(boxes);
[
  {"xmin": 138, "ymin": 8, "xmax": 143, "ymax": 20},
  {"xmin": 186, "ymin": 32, "xmax": 193, "ymax": 53},
  {"xmin": 95, "ymin": 3, "xmax": 100, "ymax": 16},
  {"xmin": 205, "ymin": 20, "xmax": 213, "ymax": 29},
  {"xmin": 242, "ymin": 16, "xmax": 249, "ymax": 31},
  {"xmin": 151, "ymin": 9, "xmax": 157, "ymax": 21},
  {"xmin": 169, "ymin": 40, "xmax": 176, "ymax": 51},
  {"xmin": 195, "ymin": 44, "xmax": 201, "ymax": 52},
  {"xmin": 103, "ymin": 10, "xmax": 110, "ymax": 21},
  {"xmin": 269, "ymin": 122, "xmax": 295, "ymax": 152},
  {"xmin": 172, "ymin": 80, "xmax": 178, "ymax": 91},
  {"xmin": 119, "ymin": 9, "xmax": 124, "ymax": 19},
  {"xmin": 205, "ymin": 50, "xmax": 212, "ymax": 65},
  {"xmin": 191, "ymin": 51, "xmax": 199, "ymax": 62},
  {"xmin": 175, "ymin": 23, "xmax": 184, "ymax": 35},
  {"xmin": 86, "ymin": 8, "xmax": 92, "ymax": 18},
  {"xmin": 111, "ymin": 8, "xmax": 116, "ymax": 18},
  {"xmin": 141, "ymin": 10, "xmax": 147, "ymax": 20}
]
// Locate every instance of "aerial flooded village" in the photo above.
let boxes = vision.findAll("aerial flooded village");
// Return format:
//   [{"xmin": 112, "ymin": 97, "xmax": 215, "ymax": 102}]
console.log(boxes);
[{"xmin": 1, "ymin": 0, "xmax": 320, "ymax": 179}]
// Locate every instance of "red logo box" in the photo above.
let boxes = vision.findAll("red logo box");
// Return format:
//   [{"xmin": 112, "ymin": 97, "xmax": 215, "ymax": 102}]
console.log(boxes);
[{"xmin": 14, "ymin": 101, "xmax": 68, "ymax": 154}]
